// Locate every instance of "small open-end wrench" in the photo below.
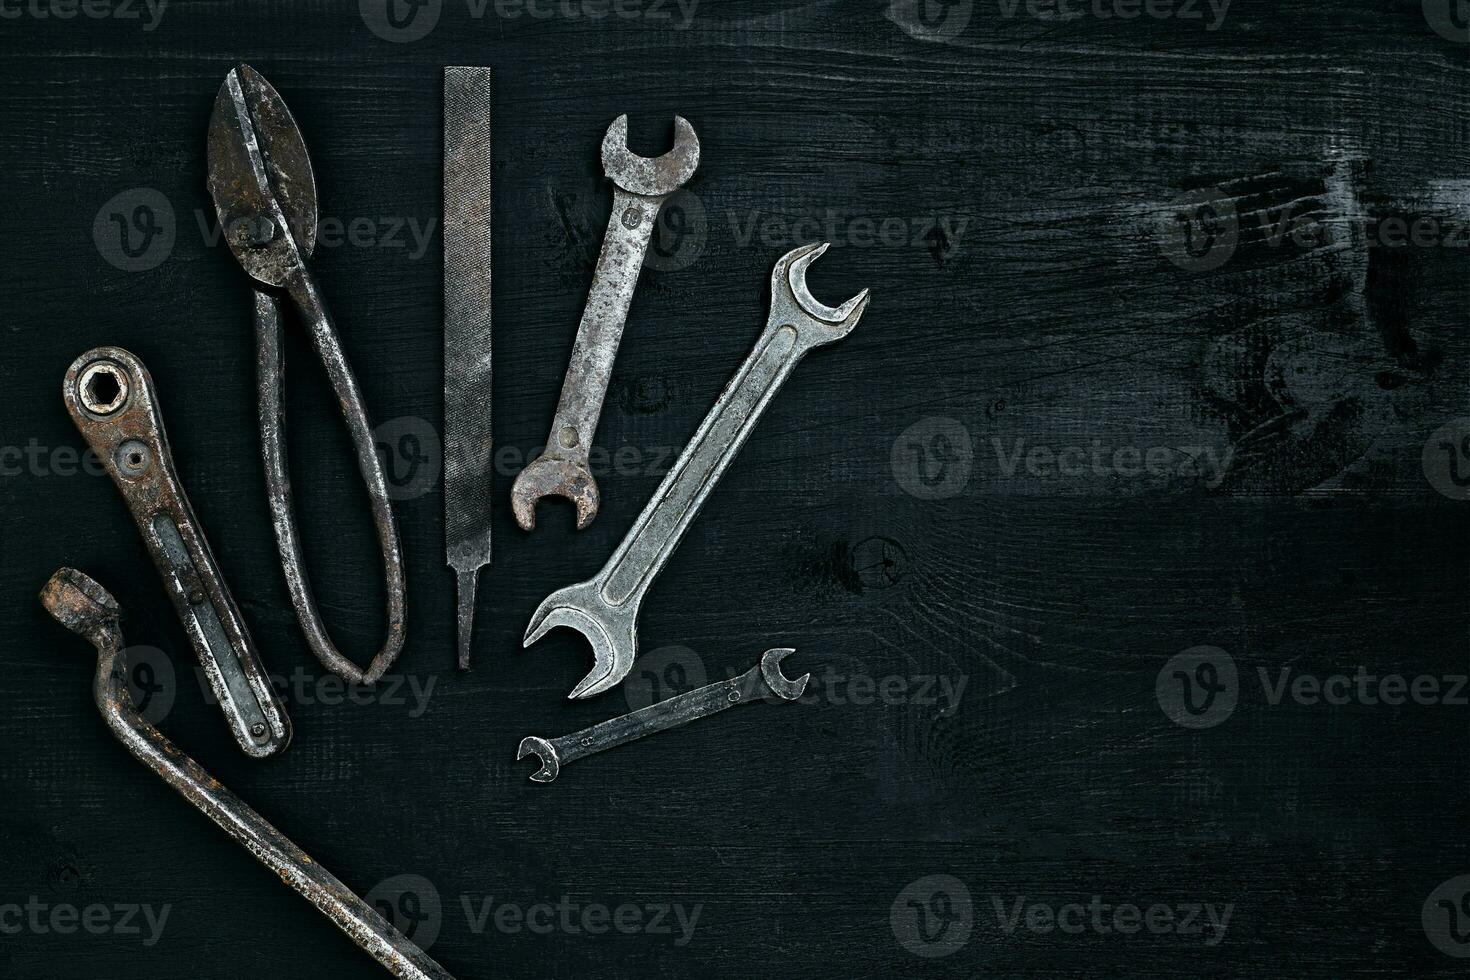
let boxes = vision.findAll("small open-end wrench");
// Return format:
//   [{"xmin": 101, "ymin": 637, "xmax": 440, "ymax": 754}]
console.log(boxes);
[
  {"xmin": 524, "ymin": 242, "xmax": 870, "ymax": 699},
  {"xmin": 40, "ymin": 569, "xmax": 455, "ymax": 980},
  {"xmin": 518, "ymin": 648, "xmax": 808, "ymax": 782},
  {"xmin": 62, "ymin": 348, "xmax": 291, "ymax": 759},
  {"xmin": 510, "ymin": 114, "xmax": 700, "ymax": 532}
]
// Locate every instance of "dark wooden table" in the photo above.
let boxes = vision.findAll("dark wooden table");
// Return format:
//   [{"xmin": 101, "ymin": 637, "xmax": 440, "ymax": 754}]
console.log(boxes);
[{"xmin": 3, "ymin": 2, "xmax": 1467, "ymax": 977}]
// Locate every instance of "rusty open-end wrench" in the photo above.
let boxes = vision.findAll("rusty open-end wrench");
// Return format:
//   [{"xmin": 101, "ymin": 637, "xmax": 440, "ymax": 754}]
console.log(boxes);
[
  {"xmin": 518, "ymin": 648, "xmax": 808, "ymax": 782},
  {"xmin": 39, "ymin": 568, "xmax": 455, "ymax": 980},
  {"xmin": 63, "ymin": 348, "xmax": 291, "ymax": 759},
  {"xmin": 524, "ymin": 243, "xmax": 870, "ymax": 699},
  {"xmin": 510, "ymin": 114, "xmax": 700, "ymax": 531}
]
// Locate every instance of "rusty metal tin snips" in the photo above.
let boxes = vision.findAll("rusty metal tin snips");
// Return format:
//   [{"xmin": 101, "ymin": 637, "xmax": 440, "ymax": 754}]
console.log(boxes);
[{"xmin": 206, "ymin": 64, "xmax": 406, "ymax": 685}]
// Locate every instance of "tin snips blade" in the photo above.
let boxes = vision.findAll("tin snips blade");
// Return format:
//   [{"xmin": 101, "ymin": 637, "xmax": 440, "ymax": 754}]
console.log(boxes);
[{"xmin": 443, "ymin": 68, "xmax": 494, "ymax": 670}]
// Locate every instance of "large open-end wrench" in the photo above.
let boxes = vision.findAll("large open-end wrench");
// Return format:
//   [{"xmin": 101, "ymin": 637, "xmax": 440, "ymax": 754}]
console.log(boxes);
[
  {"xmin": 39, "ymin": 568, "xmax": 455, "ymax": 980},
  {"xmin": 510, "ymin": 114, "xmax": 700, "ymax": 531},
  {"xmin": 517, "ymin": 648, "xmax": 809, "ymax": 782},
  {"xmin": 524, "ymin": 242, "xmax": 870, "ymax": 699}
]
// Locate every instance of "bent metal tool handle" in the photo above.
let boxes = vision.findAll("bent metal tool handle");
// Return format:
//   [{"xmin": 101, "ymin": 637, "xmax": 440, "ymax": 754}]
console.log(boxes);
[
  {"xmin": 268, "ymin": 271, "xmax": 408, "ymax": 685},
  {"xmin": 543, "ymin": 185, "xmax": 666, "ymax": 464},
  {"xmin": 40, "ymin": 569, "xmax": 455, "ymax": 980},
  {"xmin": 62, "ymin": 348, "xmax": 291, "ymax": 759},
  {"xmin": 598, "ymin": 319, "xmax": 822, "ymax": 610}
]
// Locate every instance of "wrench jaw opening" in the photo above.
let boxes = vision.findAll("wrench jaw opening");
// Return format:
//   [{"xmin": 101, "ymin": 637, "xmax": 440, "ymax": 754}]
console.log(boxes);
[
  {"xmin": 600, "ymin": 114, "xmax": 701, "ymax": 197},
  {"xmin": 516, "ymin": 736, "xmax": 561, "ymax": 783},
  {"xmin": 770, "ymin": 242, "xmax": 872, "ymax": 348},
  {"xmin": 758, "ymin": 648, "xmax": 811, "ymax": 701},
  {"xmin": 509, "ymin": 454, "xmax": 600, "ymax": 532},
  {"xmin": 522, "ymin": 583, "xmax": 638, "ymax": 700}
]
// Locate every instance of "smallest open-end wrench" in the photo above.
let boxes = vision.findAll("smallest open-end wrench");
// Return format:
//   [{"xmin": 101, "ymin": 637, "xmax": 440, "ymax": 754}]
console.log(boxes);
[{"xmin": 517, "ymin": 648, "xmax": 808, "ymax": 783}]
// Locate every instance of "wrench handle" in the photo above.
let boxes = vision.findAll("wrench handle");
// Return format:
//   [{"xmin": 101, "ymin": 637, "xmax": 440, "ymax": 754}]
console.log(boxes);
[
  {"xmin": 600, "ymin": 320, "xmax": 807, "ymax": 607},
  {"xmin": 62, "ymin": 348, "xmax": 291, "ymax": 758},
  {"xmin": 552, "ymin": 667, "xmax": 760, "ymax": 766},
  {"xmin": 540, "ymin": 187, "xmax": 665, "ymax": 462}
]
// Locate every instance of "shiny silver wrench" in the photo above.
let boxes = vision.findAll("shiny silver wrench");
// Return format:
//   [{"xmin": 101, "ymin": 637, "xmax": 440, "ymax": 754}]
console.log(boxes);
[
  {"xmin": 524, "ymin": 242, "xmax": 870, "ymax": 699},
  {"xmin": 518, "ymin": 648, "xmax": 808, "ymax": 782},
  {"xmin": 510, "ymin": 114, "xmax": 700, "ymax": 531}
]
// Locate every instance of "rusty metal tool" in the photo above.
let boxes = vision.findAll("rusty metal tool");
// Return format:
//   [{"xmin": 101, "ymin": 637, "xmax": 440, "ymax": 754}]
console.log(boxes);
[
  {"xmin": 443, "ymin": 67, "xmax": 494, "ymax": 671},
  {"xmin": 39, "ymin": 568, "xmax": 455, "ymax": 980},
  {"xmin": 62, "ymin": 348, "xmax": 291, "ymax": 759},
  {"xmin": 208, "ymin": 64, "xmax": 406, "ymax": 685},
  {"xmin": 509, "ymin": 113, "xmax": 700, "ymax": 531},
  {"xmin": 518, "ymin": 648, "xmax": 808, "ymax": 782},
  {"xmin": 524, "ymin": 243, "xmax": 870, "ymax": 699}
]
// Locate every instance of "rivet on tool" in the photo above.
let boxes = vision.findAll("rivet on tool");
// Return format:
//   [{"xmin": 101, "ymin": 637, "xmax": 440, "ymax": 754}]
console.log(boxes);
[
  {"xmin": 621, "ymin": 205, "xmax": 643, "ymax": 229},
  {"xmin": 115, "ymin": 439, "xmax": 150, "ymax": 477},
  {"xmin": 233, "ymin": 215, "xmax": 276, "ymax": 248}
]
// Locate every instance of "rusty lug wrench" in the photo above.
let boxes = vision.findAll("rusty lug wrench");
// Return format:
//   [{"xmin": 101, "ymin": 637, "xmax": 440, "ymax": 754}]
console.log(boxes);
[
  {"xmin": 524, "ymin": 243, "xmax": 870, "ymax": 699},
  {"xmin": 63, "ymin": 348, "xmax": 291, "ymax": 758},
  {"xmin": 510, "ymin": 114, "xmax": 700, "ymax": 531},
  {"xmin": 39, "ymin": 568, "xmax": 456, "ymax": 980},
  {"xmin": 518, "ymin": 648, "xmax": 809, "ymax": 782}
]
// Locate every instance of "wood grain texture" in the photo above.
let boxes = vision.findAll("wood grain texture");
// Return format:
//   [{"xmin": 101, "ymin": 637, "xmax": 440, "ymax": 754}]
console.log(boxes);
[{"xmin": 1, "ymin": 1, "xmax": 1467, "ymax": 977}]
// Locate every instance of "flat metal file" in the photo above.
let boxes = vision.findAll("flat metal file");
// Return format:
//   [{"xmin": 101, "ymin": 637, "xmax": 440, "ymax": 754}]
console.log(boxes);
[{"xmin": 443, "ymin": 67, "xmax": 495, "ymax": 670}]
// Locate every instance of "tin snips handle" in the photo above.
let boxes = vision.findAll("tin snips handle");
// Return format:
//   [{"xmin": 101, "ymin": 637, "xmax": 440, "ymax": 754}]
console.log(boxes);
[{"xmin": 63, "ymin": 347, "xmax": 291, "ymax": 758}]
